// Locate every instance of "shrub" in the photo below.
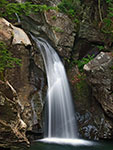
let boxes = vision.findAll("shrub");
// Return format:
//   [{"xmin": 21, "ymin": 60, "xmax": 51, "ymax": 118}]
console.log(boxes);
[
  {"xmin": 58, "ymin": 0, "xmax": 81, "ymax": 20},
  {"xmin": 76, "ymin": 55, "xmax": 94, "ymax": 72},
  {"xmin": 0, "ymin": 0, "xmax": 57, "ymax": 19},
  {"xmin": 102, "ymin": 0, "xmax": 113, "ymax": 34}
]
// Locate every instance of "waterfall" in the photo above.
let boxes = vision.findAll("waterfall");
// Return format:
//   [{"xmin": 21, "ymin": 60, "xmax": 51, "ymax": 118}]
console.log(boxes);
[
  {"xmin": 15, "ymin": 13, "xmax": 21, "ymax": 23},
  {"xmin": 31, "ymin": 35, "xmax": 77, "ymax": 139}
]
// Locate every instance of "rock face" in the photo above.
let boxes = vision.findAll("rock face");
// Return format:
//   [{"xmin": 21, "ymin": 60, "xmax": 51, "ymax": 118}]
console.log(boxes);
[
  {"xmin": 0, "ymin": 18, "xmax": 31, "ymax": 46},
  {"xmin": 78, "ymin": 52, "xmax": 113, "ymax": 139},
  {"xmin": 0, "ymin": 81, "xmax": 29, "ymax": 149},
  {"xmin": 84, "ymin": 52, "xmax": 113, "ymax": 118},
  {"xmin": 1, "ymin": 0, "xmax": 113, "ymax": 144},
  {"xmin": 68, "ymin": 65, "xmax": 113, "ymax": 140},
  {"xmin": 44, "ymin": 10, "xmax": 75, "ymax": 57},
  {"xmin": 22, "ymin": 6, "xmax": 75, "ymax": 58},
  {"xmin": 72, "ymin": 0, "xmax": 106, "ymax": 59},
  {"xmin": 0, "ymin": 18, "xmax": 46, "ymax": 148},
  {"xmin": 67, "ymin": 0, "xmax": 113, "ymax": 140}
]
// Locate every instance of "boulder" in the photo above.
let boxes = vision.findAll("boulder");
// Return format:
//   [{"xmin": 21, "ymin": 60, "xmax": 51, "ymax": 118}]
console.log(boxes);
[
  {"xmin": 0, "ymin": 18, "xmax": 31, "ymax": 46},
  {"xmin": 68, "ymin": 66, "xmax": 113, "ymax": 140},
  {"xmin": 84, "ymin": 52, "xmax": 113, "ymax": 118}
]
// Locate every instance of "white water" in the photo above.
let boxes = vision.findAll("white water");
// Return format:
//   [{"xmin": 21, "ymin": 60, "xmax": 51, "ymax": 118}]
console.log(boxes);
[
  {"xmin": 31, "ymin": 36, "xmax": 77, "ymax": 138},
  {"xmin": 38, "ymin": 138, "xmax": 94, "ymax": 146},
  {"xmin": 15, "ymin": 13, "xmax": 21, "ymax": 23}
]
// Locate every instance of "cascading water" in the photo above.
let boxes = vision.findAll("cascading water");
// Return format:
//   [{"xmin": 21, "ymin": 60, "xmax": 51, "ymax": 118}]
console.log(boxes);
[{"xmin": 31, "ymin": 35, "xmax": 77, "ymax": 139}]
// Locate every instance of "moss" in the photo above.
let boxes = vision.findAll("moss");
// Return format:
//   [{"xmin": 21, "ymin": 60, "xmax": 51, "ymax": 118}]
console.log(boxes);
[
  {"xmin": 52, "ymin": 26, "xmax": 64, "ymax": 33},
  {"xmin": 70, "ymin": 73, "xmax": 91, "ymax": 110}
]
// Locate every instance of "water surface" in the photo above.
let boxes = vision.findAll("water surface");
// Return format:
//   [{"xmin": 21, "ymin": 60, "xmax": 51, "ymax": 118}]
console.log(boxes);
[{"xmin": 30, "ymin": 138, "xmax": 113, "ymax": 150}]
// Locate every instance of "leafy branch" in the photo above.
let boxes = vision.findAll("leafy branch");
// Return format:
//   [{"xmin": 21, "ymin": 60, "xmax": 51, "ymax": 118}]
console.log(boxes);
[{"xmin": 0, "ymin": 0, "xmax": 58, "ymax": 19}]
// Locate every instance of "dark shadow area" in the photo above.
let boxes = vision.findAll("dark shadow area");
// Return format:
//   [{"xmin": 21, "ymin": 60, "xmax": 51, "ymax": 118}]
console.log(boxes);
[{"xmin": 0, "ymin": 147, "xmax": 10, "ymax": 150}]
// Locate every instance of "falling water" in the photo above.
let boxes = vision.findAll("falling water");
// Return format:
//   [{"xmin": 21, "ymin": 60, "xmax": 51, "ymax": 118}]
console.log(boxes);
[
  {"xmin": 31, "ymin": 35, "xmax": 77, "ymax": 138},
  {"xmin": 15, "ymin": 13, "xmax": 21, "ymax": 23}
]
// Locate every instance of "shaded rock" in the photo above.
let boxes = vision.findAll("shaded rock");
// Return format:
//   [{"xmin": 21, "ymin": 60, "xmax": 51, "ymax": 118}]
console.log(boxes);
[
  {"xmin": 72, "ymin": 0, "xmax": 106, "ymax": 60},
  {"xmin": 84, "ymin": 52, "xmax": 113, "ymax": 118},
  {"xmin": 72, "ymin": 39, "xmax": 95, "ymax": 59},
  {"xmin": 22, "ymin": 8, "xmax": 75, "ymax": 58},
  {"xmin": 0, "ymin": 81, "xmax": 29, "ymax": 149},
  {"xmin": 44, "ymin": 10, "xmax": 75, "ymax": 57},
  {"xmin": 79, "ymin": 21, "xmax": 104, "ymax": 44},
  {"xmin": 68, "ymin": 66, "xmax": 113, "ymax": 140}
]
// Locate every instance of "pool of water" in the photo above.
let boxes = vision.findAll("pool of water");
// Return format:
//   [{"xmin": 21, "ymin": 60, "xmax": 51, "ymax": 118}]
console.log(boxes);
[{"xmin": 30, "ymin": 138, "xmax": 113, "ymax": 150}]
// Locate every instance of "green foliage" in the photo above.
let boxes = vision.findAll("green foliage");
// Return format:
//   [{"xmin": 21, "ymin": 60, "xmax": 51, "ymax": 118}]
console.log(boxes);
[
  {"xmin": 102, "ymin": 0, "xmax": 113, "ymax": 34},
  {"xmin": 0, "ymin": 41, "xmax": 21, "ymax": 73},
  {"xmin": 76, "ymin": 55, "xmax": 94, "ymax": 72},
  {"xmin": 0, "ymin": 0, "xmax": 58, "ymax": 19},
  {"xmin": 97, "ymin": 45, "xmax": 104, "ymax": 51},
  {"xmin": 58, "ymin": 0, "xmax": 81, "ymax": 23},
  {"xmin": 106, "ymin": 0, "xmax": 112, "ymax": 3},
  {"xmin": 51, "ymin": 15, "xmax": 57, "ymax": 20}
]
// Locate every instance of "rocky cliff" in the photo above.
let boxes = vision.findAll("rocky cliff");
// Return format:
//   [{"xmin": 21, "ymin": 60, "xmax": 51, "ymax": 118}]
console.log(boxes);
[
  {"xmin": 0, "ymin": 80, "xmax": 29, "ymax": 149},
  {"xmin": 0, "ymin": 0, "xmax": 113, "ymax": 149},
  {"xmin": 0, "ymin": 17, "xmax": 46, "ymax": 149}
]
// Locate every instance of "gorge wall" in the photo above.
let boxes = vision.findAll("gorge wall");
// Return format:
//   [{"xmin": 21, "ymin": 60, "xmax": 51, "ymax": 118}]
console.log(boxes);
[{"xmin": 0, "ymin": 0, "xmax": 113, "ymax": 149}]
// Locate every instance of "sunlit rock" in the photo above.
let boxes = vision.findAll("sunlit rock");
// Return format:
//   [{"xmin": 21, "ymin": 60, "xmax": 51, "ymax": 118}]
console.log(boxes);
[
  {"xmin": 0, "ymin": 18, "xmax": 31, "ymax": 46},
  {"xmin": 0, "ymin": 81, "xmax": 29, "ymax": 149}
]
